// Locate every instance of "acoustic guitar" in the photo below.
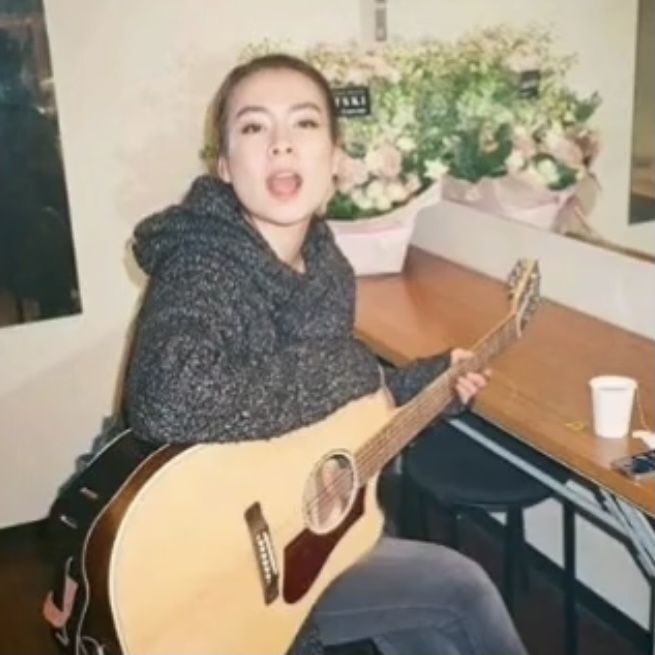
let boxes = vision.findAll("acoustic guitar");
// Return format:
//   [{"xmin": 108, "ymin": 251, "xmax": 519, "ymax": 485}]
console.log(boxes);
[{"xmin": 44, "ymin": 259, "xmax": 540, "ymax": 655}]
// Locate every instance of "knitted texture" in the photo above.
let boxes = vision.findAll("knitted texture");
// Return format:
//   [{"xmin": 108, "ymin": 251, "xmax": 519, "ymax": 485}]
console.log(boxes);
[{"xmin": 126, "ymin": 175, "xmax": 451, "ymax": 654}]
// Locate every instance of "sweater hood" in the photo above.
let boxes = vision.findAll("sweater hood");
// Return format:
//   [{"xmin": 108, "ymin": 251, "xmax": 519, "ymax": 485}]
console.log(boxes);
[{"xmin": 132, "ymin": 175, "xmax": 341, "ymax": 300}]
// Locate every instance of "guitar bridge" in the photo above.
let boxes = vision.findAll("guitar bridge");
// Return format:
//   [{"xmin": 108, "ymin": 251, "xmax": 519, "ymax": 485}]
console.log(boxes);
[{"xmin": 245, "ymin": 503, "xmax": 279, "ymax": 604}]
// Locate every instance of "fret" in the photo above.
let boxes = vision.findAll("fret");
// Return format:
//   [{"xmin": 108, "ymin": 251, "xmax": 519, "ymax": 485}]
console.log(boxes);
[{"xmin": 354, "ymin": 317, "xmax": 520, "ymax": 484}]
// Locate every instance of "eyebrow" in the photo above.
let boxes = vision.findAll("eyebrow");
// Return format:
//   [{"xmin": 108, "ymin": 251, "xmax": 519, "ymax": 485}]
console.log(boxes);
[{"xmin": 234, "ymin": 101, "xmax": 323, "ymax": 120}]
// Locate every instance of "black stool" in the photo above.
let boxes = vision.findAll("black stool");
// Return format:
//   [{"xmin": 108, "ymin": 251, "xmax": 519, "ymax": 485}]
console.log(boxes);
[{"xmin": 401, "ymin": 413, "xmax": 578, "ymax": 655}]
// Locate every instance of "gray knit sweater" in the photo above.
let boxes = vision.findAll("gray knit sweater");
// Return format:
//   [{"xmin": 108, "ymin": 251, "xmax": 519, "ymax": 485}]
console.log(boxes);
[{"xmin": 126, "ymin": 175, "xmax": 452, "ymax": 654}]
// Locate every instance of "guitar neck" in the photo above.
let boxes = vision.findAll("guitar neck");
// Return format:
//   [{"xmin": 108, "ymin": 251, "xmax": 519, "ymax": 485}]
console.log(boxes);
[{"xmin": 354, "ymin": 316, "xmax": 517, "ymax": 484}]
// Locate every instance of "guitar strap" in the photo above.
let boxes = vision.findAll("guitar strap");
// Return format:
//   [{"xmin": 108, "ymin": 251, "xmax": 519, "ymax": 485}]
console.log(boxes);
[
  {"xmin": 42, "ymin": 422, "xmax": 160, "ymax": 655},
  {"xmin": 43, "ymin": 564, "xmax": 78, "ymax": 629},
  {"xmin": 43, "ymin": 462, "xmax": 105, "ymax": 654}
]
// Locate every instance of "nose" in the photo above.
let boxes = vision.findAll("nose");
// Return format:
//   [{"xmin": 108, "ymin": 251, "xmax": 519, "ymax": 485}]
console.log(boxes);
[
  {"xmin": 270, "ymin": 143, "xmax": 293, "ymax": 156},
  {"xmin": 268, "ymin": 128, "xmax": 293, "ymax": 157}
]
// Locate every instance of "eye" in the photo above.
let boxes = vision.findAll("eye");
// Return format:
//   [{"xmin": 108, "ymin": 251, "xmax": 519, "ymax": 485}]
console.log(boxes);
[
  {"xmin": 297, "ymin": 118, "xmax": 320, "ymax": 129},
  {"xmin": 240, "ymin": 122, "xmax": 263, "ymax": 135}
]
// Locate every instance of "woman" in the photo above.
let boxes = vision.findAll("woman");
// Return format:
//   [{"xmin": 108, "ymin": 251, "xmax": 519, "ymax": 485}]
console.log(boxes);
[{"xmin": 126, "ymin": 53, "xmax": 527, "ymax": 655}]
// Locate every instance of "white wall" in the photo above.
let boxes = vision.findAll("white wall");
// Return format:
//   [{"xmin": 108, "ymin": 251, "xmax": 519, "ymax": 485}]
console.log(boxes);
[{"xmin": 0, "ymin": 0, "xmax": 652, "ymax": 633}]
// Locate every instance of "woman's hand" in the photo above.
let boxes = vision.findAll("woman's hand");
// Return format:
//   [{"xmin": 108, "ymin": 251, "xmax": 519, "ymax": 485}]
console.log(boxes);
[{"xmin": 450, "ymin": 348, "xmax": 490, "ymax": 405}]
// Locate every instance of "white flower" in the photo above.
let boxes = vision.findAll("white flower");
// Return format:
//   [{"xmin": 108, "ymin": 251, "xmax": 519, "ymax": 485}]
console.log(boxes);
[
  {"xmin": 543, "ymin": 130, "xmax": 583, "ymax": 168},
  {"xmin": 336, "ymin": 155, "xmax": 369, "ymax": 194},
  {"xmin": 374, "ymin": 193, "xmax": 393, "ymax": 212},
  {"xmin": 387, "ymin": 69, "xmax": 402, "ymax": 84},
  {"xmin": 534, "ymin": 159, "xmax": 560, "ymax": 186},
  {"xmin": 425, "ymin": 159, "xmax": 448, "ymax": 180},
  {"xmin": 352, "ymin": 188, "xmax": 374, "ymax": 210},
  {"xmin": 391, "ymin": 105, "xmax": 414, "ymax": 130},
  {"xmin": 387, "ymin": 181, "xmax": 409, "ymax": 203},
  {"xmin": 505, "ymin": 149, "xmax": 526, "ymax": 173},
  {"xmin": 365, "ymin": 144, "xmax": 402, "ymax": 179},
  {"xmin": 322, "ymin": 65, "xmax": 340, "ymax": 83},
  {"xmin": 547, "ymin": 121, "xmax": 564, "ymax": 136},
  {"xmin": 345, "ymin": 68, "xmax": 368, "ymax": 85},
  {"xmin": 406, "ymin": 174, "xmax": 421, "ymax": 194},
  {"xmin": 506, "ymin": 51, "xmax": 539, "ymax": 73},
  {"xmin": 513, "ymin": 126, "xmax": 537, "ymax": 159},
  {"xmin": 366, "ymin": 180, "xmax": 385, "ymax": 200},
  {"xmin": 367, "ymin": 55, "xmax": 402, "ymax": 82},
  {"xmin": 365, "ymin": 149, "xmax": 384, "ymax": 175},
  {"xmin": 396, "ymin": 136, "xmax": 416, "ymax": 153}
]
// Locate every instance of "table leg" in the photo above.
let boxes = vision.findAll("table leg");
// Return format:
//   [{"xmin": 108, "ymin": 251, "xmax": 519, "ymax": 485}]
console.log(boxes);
[{"xmin": 599, "ymin": 491, "xmax": 655, "ymax": 655}]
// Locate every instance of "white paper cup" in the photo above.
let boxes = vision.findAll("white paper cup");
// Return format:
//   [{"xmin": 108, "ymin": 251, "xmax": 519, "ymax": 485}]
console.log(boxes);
[{"xmin": 589, "ymin": 375, "xmax": 637, "ymax": 439}]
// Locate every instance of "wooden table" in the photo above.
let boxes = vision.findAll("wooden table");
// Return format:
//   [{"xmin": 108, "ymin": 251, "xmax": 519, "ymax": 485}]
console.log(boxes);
[{"xmin": 355, "ymin": 247, "xmax": 655, "ymax": 520}]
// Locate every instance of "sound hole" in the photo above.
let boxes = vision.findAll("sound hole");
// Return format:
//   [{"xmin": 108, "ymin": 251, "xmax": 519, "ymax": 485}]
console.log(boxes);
[{"xmin": 303, "ymin": 451, "xmax": 357, "ymax": 534}]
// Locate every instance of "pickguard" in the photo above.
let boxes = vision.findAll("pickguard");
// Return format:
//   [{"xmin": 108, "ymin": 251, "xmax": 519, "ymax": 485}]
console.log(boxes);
[{"xmin": 282, "ymin": 487, "xmax": 365, "ymax": 603}]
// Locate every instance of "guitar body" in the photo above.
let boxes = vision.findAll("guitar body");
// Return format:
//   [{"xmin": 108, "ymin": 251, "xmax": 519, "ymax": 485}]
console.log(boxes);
[{"xmin": 85, "ymin": 388, "xmax": 394, "ymax": 654}]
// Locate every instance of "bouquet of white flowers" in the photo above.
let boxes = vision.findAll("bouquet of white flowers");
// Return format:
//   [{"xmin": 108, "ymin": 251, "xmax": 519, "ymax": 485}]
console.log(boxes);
[{"xmin": 432, "ymin": 25, "xmax": 600, "ymax": 191}]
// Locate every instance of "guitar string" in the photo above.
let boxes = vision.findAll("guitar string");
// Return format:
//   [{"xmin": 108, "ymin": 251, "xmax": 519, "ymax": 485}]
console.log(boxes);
[
  {"xmin": 304, "ymin": 365, "xmax": 469, "ymax": 516},
  {"xmin": 300, "ymin": 377, "xmax": 453, "ymax": 519},
  {"xmin": 309, "ymin": 319, "xmax": 516, "ymax": 516},
  {"xmin": 303, "ymin": 326, "xmax": 512, "ymax": 518},
  {"xmin": 275, "ymin": 381, "xmax": 454, "ymax": 531},
  {"xmin": 302, "ymin": 324, "xmax": 512, "ymax": 518}
]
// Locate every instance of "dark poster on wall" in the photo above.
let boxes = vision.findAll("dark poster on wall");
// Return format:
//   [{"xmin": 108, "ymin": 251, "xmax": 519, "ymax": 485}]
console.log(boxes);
[{"xmin": 0, "ymin": 0, "xmax": 80, "ymax": 328}]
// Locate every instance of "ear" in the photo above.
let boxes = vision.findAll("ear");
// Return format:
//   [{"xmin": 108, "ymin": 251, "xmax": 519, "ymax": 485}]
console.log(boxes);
[
  {"xmin": 332, "ymin": 145, "xmax": 344, "ymax": 178},
  {"xmin": 216, "ymin": 156, "xmax": 231, "ymax": 183},
  {"xmin": 318, "ymin": 147, "xmax": 343, "ymax": 216}
]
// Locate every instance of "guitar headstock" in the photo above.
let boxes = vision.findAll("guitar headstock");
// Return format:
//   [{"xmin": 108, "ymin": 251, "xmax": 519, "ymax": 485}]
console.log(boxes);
[{"xmin": 506, "ymin": 258, "xmax": 540, "ymax": 336}]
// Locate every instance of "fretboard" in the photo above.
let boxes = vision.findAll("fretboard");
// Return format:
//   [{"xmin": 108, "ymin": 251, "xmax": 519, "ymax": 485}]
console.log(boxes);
[{"xmin": 354, "ymin": 316, "xmax": 517, "ymax": 483}]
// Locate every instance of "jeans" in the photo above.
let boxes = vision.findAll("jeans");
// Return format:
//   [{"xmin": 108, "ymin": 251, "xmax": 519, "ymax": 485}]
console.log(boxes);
[{"xmin": 314, "ymin": 537, "xmax": 528, "ymax": 655}]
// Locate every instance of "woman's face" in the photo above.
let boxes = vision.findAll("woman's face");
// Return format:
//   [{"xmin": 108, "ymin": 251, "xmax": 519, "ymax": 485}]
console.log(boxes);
[{"xmin": 217, "ymin": 68, "xmax": 340, "ymax": 229}]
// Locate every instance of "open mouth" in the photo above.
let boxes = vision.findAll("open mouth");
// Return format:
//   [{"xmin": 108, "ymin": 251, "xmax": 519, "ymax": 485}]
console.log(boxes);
[{"xmin": 266, "ymin": 171, "xmax": 303, "ymax": 200}]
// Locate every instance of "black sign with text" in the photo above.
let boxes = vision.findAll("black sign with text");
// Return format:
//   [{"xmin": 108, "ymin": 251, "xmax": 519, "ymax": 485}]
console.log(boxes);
[
  {"xmin": 517, "ymin": 70, "xmax": 541, "ymax": 99},
  {"xmin": 333, "ymin": 86, "xmax": 372, "ymax": 117}
]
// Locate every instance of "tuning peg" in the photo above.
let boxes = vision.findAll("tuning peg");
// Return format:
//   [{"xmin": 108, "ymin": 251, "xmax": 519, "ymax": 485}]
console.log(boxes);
[
  {"xmin": 510, "ymin": 259, "xmax": 524, "ymax": 279},
  {"xmin": 506, "ymin": 259, "xmax": 524, "ymax": 293}
]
